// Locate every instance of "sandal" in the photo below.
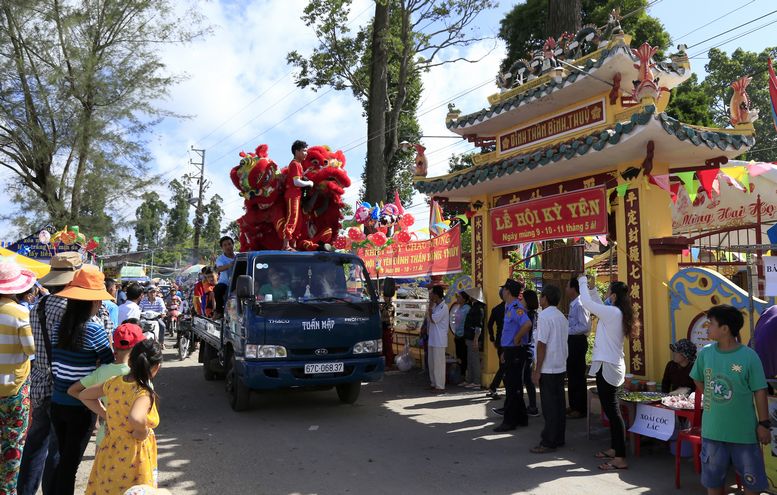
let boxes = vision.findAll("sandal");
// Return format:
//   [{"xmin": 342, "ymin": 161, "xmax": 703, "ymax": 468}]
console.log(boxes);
[
  {"xmin": 598, "ymin": 461, "xmax": 628, "ymax": 471},
  {"xmin": 530, "ymin": 445, "xmax": 556, "ymax": 454},
  {"xmin": 594, "ymin": 450, "xmax": 615, "ymax": 459}
]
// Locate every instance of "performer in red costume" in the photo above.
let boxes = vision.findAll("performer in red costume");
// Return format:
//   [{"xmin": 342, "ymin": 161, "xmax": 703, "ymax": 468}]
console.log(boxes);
[{"xmin": 280, "ymin": 140, "xmax": 314, "ymax": 250}]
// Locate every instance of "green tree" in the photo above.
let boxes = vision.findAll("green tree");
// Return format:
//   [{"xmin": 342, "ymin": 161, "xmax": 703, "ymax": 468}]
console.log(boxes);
[
  {"xmin": 288, "ymin": 0, "xmax": 495, "ymax": 204},
  {"xmin": 700, "ymin": 47, "xmax": 777, "ymax": 161},
  {"xmin": 202, "ymin": 194, "xmax": 224, "ymax": 252},
  {"xmin": 165, "ymin": 179, "xmax": 193, "ymax": 248},
  {"xmin": 0, "ymin": 0, "xmax": 205, "ymax": 231},
  {"xmin": 664, "ymin": 74, "xmax": 715, "ymax": 127},
  {"xmin": 448, "ymin": 151, "xmax": 476, "ymax": 173},
  {"xmin": 498, "ymin": 0, "xmax": 670, "ymax": 71},
  {"xmin": 134, "ymin": 192, "xmax": 168, "ymax": 251}
]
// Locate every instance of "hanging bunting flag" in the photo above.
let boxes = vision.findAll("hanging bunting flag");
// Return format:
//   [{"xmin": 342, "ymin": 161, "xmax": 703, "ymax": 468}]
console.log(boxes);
[
  {"xmin": 697, "ymin": 169, "xmax": 720, "ymax": 199},
  {"xmin": 429, "ymin": 200, "xmax": 449, "ymax": 237},
  {"xmin": 712, "ymin": 177, "xmax": 720, "ymax": 196},
  {"xmin": 723, "ymin": 166, "xmax": 750, "ymax": 192},
  {"xmin": 649, "ymin": 174, "xmax": 671, "ymax": 194},
  {"xmin": 720, "ymin": 169, "xmax": 746, "ymax": 191},
  {"xmin": 643, "ymin": 176, "xmax": 651, "ymax": 191},
  {"xmin": 597, "ymin": 235, "xmax": 609, "ymax": 246},
  {"xmin": 748, "ymin": 161, "xmax": 774, "ymax": 177},
  {"xmin": 616, "ymin": 182, "xmax": 629, "ymax": 197},
  {"xmin": 675, "ymin": 171, "xmax": 698, "ymax": 201},
  {"xmin": 669, "ymin": 183, "xmax": 681, "ymax": 204},
  {"xmin": 768, "ymin": 57, "xmax": 777, "ymax": 132}
]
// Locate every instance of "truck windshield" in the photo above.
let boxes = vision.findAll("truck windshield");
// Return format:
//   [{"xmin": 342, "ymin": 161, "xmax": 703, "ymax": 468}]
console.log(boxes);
[{"xmin": 253, "ymin": 256, "xmax": 376, "ymax": 304}]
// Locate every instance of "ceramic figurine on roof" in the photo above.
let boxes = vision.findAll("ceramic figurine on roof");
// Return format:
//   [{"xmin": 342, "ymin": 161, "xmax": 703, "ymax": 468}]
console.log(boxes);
[
  {"xmin": 729, "ymin": 75, "xmax": 759, "ymax": 126},
  {"xmin": 413, "ymin": 144, "xmax": 428, "ymax": 177},
  {"xmin": 632, "ymin": 43, "xmax": 661, "ymax": 102}
]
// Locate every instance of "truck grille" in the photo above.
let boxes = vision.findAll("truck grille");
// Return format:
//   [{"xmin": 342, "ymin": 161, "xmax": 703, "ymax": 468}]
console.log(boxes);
[{"xmin": 290, "ymin": 347, "xmax": 350, "ymax": 356}]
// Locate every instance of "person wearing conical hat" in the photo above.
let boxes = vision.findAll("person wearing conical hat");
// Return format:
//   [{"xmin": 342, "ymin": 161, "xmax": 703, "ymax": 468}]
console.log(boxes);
[{"xmin": 0, "ymin": 258, "xmax": 37, "ymax": 494}]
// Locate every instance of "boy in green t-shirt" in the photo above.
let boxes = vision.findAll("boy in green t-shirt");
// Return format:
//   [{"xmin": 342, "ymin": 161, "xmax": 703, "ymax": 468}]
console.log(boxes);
[
  {"xmin": 690, "ymin": 305, "xmax": 771, "ymax": 495},
  {"xmin": 68, "ymin": 322, "xmax": 145, "ymax": 446}
]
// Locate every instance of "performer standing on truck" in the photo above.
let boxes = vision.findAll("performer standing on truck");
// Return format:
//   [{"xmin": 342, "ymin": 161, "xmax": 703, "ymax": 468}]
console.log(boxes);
[
  {"xmin": 281, "ymin": 140, "xmax": 314, "ymax": 251},
  {"xmin": 214, "ymin": 236, "xmax": 235, "ymax": 318}
]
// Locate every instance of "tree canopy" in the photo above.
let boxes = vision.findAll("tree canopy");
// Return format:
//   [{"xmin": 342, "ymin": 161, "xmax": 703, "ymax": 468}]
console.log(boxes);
[
  {"xmin": 498, "ymin": 0, "xmax": 670, "ymax": 70},
  {"xmin": 0, "ymin": 0, "xmax": 205, "ymax": 239},
  {"xmin": 288, "ymin": 0, "xmax": 495, "ymax": 204}
]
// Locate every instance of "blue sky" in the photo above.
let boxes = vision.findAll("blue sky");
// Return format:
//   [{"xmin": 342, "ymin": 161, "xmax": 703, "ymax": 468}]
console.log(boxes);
[{"xmin": 1, "ymin": 0, "xmax": 775, "ymax": 248}]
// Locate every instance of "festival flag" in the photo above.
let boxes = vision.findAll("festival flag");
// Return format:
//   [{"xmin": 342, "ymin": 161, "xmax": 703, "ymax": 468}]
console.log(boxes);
[
  {"xmin": 616, "ymin": 182, "xmax": 629, "ymax": 197},
  {"xmin": 748, "ymin": 161, "xmax": 774, "ymax": 177},
  {"xmin": 720, "ymin": 168, "xmax": 746, "ymax": 191},
  {"xmin": 723, "ymin": 166, "xmax": 750, "ymax": 192},
  {"xmin": 669, "ymin": 183, "xmax": 681, "ymax": 204},
  {"xmin": 429, "ymin": 199, "xmax": 448, "ymax": 237},
  {"xmin": 676, "ymin": 171, "xmax": 697, "ymax": 201},
  {"xmin": 648, "ymin": 174, "xmax": 671, "ymax": 194},
  {"xmin": 697, "ymin": 169, "xmax": 720, "ymax": 199},
  {"xmin": 768, "ymin": 58, "xmax": 777, "ymax": 132}
]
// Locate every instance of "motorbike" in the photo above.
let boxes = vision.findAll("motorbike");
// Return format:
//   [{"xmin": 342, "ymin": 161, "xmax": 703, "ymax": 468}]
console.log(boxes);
[
  {"xmin": 176, "ymin": 314, "xmax": 195, "ymax": 361},
  {"xmin": 167, "ymin": 298, "xmax": 181, "ymax": 338},
  {"xmin": 140, "ymin": 310, "xmax": 164, "ymax": 343}
]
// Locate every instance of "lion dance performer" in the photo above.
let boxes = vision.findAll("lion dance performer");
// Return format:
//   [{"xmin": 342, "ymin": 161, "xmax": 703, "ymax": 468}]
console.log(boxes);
[{"xmin": 280, "ymin": 140, "xmax": 314, "ymax": 250}]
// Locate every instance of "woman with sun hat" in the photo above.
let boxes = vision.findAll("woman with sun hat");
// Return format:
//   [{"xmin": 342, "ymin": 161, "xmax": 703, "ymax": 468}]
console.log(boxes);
[
  {"xmin": 0, "ymin": 258, "xmax": 37, "ymax": 493},
  {"xmin": 48, "ymin": 265, "xmax": 115, "ymax": 495}
]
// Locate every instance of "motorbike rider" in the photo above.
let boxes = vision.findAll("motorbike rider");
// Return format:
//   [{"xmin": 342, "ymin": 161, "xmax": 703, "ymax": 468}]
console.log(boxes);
[{"xmin": 140, "ymin": 286, "xmax": 167, "ymax": 345}]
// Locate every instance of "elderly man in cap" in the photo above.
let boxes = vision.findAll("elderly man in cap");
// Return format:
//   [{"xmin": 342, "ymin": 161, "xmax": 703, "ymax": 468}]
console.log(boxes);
[
  {"xmin": 17, "ymin": 253, "xmax": 114, "ymax": 495},
  {"xmin": 493, "ymin": 278, "xmax": 533, "ymax": 432}
]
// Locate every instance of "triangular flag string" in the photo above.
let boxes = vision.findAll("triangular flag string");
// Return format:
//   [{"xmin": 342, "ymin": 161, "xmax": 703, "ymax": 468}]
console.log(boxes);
[
  {"xmin": 669, "ymin": 183, "xmax": 680, "ymax": 204},
  {"xmin": 616, "ymin": 182, "xmax": 629, "ymax": 197},
  {"xmin": 697, "ymin": 169, "xmax": 720, "ymax": 199},
  {"xmin": 649, "ymin": 174, "xmax": 671, "ymax": 194},
  {"xmin": 748, "ymin": 161, "xmax": 773, "ymax": 177},
  {"xmin": 722, "ymin": 166, "xmax": 750, "ymax": 192}
]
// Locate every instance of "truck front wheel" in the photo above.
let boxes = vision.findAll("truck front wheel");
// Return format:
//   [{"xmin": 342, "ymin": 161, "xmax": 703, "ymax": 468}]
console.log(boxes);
[
  {"xmin": 226, "ymin": 353, "xmax": 251, "ymax": 411},
  {"xmin": 336, "ymin": 382, "xmax": 361, "ymax": 404}
]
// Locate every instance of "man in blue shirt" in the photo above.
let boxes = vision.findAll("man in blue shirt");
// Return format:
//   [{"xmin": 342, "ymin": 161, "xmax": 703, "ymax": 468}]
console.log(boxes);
[
  {"xmin": 103, "ymin": 278, "xmax": 120, "ymax": 328},
  {"xmin": 494, "ymin": 278, "xmax": 533, "ymax": 431},
  {"xmin": 214, "ymin": 236, "xmax": 236, "ymax": 318},
  {"xmin": 566, "ymin": 276, "xmax": 590, "ymax": 419}
]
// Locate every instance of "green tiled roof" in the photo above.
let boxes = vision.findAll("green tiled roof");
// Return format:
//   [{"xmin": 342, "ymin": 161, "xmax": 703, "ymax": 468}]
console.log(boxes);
[
  {"xmin": 415, "ymin": 106, "xmax": 755, "ymax": 195},
  {"xmin": 447, "ymin": 42, "xmax": 688, "ymax": 132}
]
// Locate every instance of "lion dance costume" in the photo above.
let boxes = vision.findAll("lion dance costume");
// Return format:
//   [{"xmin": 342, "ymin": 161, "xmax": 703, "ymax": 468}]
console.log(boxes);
[{"xmin": 230, "ymin": 144, "xmax": 351, "ymax": 252}]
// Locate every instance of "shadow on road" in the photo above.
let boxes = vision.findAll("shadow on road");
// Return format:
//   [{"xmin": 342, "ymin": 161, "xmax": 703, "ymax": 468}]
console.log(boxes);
[{"xmin": 114, "ymin": 353, "xmax": 744, "ymax": 495}]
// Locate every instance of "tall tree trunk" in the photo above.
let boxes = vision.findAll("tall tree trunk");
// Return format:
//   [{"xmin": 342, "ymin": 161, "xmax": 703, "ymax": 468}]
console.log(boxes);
[
  {"xmin": 365, "ymin": 0, "xmax": 389, "ymax": 204},
  {"xmin": 547, "ymin": 0, "xmax": 581, "ymax": 37}
]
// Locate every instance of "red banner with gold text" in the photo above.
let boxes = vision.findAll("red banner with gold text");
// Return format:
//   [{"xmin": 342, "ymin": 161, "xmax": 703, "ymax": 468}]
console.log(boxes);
[
  {"xmin": 358, "ymin": 225, "xmax": 462, "ymax": 278},
  {"xmin": 490, "ymin": 187, "xmax": 608, "ymax": 247}
]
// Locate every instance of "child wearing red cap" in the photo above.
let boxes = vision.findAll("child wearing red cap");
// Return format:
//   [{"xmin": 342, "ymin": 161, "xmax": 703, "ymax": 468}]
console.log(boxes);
[{"xmin": 69, "ymin": 323, "xmax": 145, "ymax": 447}]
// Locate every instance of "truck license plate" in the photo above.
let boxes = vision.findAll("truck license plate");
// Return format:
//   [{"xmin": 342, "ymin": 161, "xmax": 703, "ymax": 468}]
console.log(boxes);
[{"xmin": 304, "ymin": 362, "xmax": 344, "ymax": 374}]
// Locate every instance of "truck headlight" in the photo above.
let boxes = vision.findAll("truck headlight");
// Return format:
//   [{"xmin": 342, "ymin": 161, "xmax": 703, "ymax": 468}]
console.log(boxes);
[
  {"xmin": 245, "ymin": 345, "xmax": 287, "ymax": 359},
  {"xmin": 353, "ymin": 339, "xmax": 383, "ymax": 354}
]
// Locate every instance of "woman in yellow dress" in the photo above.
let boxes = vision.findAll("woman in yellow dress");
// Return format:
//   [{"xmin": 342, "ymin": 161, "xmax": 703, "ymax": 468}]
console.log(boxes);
[{"xmin": 80, "ymin": 340, "xmax": 163, "ymax": 495}]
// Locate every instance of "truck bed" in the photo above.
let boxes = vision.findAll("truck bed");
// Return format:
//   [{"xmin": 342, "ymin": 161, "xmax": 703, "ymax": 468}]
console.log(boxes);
[{"xmin": 192, "ymin": 315, "xmax": 222, "ymax": 350}]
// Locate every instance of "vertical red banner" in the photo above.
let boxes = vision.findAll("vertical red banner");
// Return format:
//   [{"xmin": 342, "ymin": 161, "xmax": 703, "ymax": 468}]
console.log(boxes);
[
  {"xmin": 473, "ymin": 216, "xmax": 484, "ymax": 289},
  {"xmin": 624, "ymin": 188, "xmax": 646, "ymax": 375}
]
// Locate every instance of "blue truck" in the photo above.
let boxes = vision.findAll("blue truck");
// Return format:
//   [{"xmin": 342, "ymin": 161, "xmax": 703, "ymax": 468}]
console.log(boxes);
[{"xmin": 192, "ymin": 250, "xmax": 385, "ymax": 411}]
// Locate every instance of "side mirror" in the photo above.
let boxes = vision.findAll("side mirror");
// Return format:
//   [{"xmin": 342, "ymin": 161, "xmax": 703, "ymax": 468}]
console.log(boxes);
[{"xmin": 236, "ymin": 275, "xmax": 254, "ymax": 299}]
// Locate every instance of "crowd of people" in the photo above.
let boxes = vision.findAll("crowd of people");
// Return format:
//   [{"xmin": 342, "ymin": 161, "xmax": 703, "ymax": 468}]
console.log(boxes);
[
  {"xmin": 0, "ymin": 253, "xmax": 171, "ymax": 495},
  {"xmin": 417, "ymin": 275, "xmax": 772, "ymax": 493}
]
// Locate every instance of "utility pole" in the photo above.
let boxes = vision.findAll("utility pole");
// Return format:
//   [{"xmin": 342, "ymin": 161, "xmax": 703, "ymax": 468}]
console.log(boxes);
[{"xmin": 188, "ymin": 147, "xmax": 207, "ymax": 262}]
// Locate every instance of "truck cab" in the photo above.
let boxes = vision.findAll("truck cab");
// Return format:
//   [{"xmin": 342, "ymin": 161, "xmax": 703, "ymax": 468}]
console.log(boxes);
[{"xmin": 207, "ymin": 250, "xmax": 385, "ymax": 410}]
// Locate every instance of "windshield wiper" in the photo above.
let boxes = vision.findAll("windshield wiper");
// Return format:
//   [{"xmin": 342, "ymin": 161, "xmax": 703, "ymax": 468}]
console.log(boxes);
[{"xmin": 305, "ymin": 296, "xmax": 365, "ymax": 310}]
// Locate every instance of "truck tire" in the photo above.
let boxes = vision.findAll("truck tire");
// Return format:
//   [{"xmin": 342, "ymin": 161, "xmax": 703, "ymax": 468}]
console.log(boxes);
[
  {"xmin": 202, "ymin": 345, "xmax": 217, "ymax": 381},
  {"xmin": 336, "ymin": 382, "xmax": 361, "ymax": 404},
  {"xmin": 226, "ymin": 352, "xmax": 250, "ymax": 411}
]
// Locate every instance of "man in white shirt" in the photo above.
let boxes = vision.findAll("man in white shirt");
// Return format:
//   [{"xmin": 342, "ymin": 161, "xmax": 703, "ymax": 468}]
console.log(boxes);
[
  {"xmin": 531, "ymin": 285, "xmax": 568, "ymax": 453},
  {"xmin": 117, "ymin": 283, "xmax": 143, "ymax": 324},
  {"xmin": 426, "ymin": 286, "xmax": 449, "ymax": 392},
  {"xmin": 566, "ymin": 276, "xmax": 591, "ymax": 419}
]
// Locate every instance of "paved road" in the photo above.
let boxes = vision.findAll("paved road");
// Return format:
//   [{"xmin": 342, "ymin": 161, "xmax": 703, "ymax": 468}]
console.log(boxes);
[{"xmin": 71, "ymin": 349, "xmax": 725, "ymax": 494}]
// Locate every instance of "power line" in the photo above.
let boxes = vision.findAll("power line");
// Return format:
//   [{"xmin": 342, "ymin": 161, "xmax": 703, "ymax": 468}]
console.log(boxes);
[
  {"xmin": 689, "ymin": 17, "xmax": 777, "ymax": 58},
  {"xmin": 686, "ymin": 8, "xmax": 777, "ymax": 49},
  {"xmin": 672, "ymin": 0, "xmax": 757, "ymax": 43}
]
